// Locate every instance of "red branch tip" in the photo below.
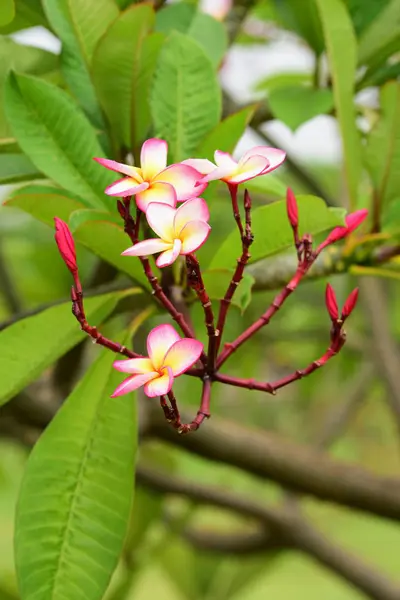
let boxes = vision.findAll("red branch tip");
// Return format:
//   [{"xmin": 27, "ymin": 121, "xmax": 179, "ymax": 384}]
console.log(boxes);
[{"xmin": 54, "ymin": 217, "xmax": 77, "ymax": 274}]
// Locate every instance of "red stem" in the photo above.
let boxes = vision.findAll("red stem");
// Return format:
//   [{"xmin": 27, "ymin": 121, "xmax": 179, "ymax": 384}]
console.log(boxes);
[
  {"xmin": 165, "ymin": 377, "xmax": 212, "ymax": 434},
  {"xmin": 228, "ymin": 183, "xmax": 244, "ymax": 238}
]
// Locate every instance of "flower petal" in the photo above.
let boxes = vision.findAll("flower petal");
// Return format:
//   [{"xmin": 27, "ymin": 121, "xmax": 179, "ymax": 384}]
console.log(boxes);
[
  {"xmin": 111, "ymin": 371, "xmax": 157, "ymax": 397},
  {"xmin": 136, "ymin": 182, "xmax": 177, "ymax": 212},
  {"xmin": 144, "ymin": 366, "xmax": 174, "ymax": 398},
  {"xmin": 173, "ymin": 198, "xmax": 209, "ymax": 236},
  {"xmin": 154, "ymin": 164, "xmax": 207, "ymax": 200},
  {"xmin": 140, "ymin": 138, "xmax": 168, "ymax": 180},
  {"xmin": 163, "ymin": 339, "xmax": 204, "ymax": 376},
  {"xmin": 146, "ymin": 202, "xmax": 175, "ymax": 242},
  {"xmin": 156, "ymin": 238, "xmax": 182, "ymax": 267},
  {"xmin": 113, "ymin": 357, "xmax": 154, "ymax": 374},
  {"xmin": 122, "ymin": 238, "xmax": 172, "ymax": 257},
  {"xmin": 182, "ymin": 158, "xmax": 216, "ymax": 174},
  {"xmin": 105, "ymin": 178, "xmax": 149, "ymax": 197},
  {"xmin": 240, "ymin": 146, "xmax": 286, "ymax": 174},
  {"xmin": 214, "ymin": 150, "xmax": 238, "ymax": 170},
  {"xmin": 226, "ymin": 154, "xmax": 269, "ymax": 184},
  {"xmin": 147, "ymin": 324, "xmax": 181, "ymax": 370},
  {"xmin": 179, "ymin": 220, "xmax": 211, "ymax": 254},
  {"xmin": 94, "ymin": 157, "xmax": 143, "ymax": 180}
]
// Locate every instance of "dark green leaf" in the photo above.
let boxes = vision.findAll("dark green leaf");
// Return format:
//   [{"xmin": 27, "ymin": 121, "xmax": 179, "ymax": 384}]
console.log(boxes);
[
  {"xmin": 155, "ymin": 3, "xmax": 195, "ymax": 34},
  {"xmin": 359, "ymin": 61, "xmax": 400, "ymax": 89},
  {"xmin": 4, "ymin": 73, "xmax": 114, "ymax": 208},
  {"xmin": 0, "ymin": 290, "xmax": 138, "ymax": 406},
  {"xmin": 92, "ymin": 5, "xmax": 161, "ymax": 148},
  {"xmin": 15, "ymin": 327, "xmax": 138, "ymax": 600},
  {"xmin": 358, "ymin": 0, "xmax": 400, "ymax": 66},
  {"xmin": 345, "ymin": 0, "xmax": 391, "ymax": 36},
  {"xmin": 69, "ymin": 208, "xmax": 121, "ymax": 232},
  {"xmin": 42, "ymin": 0, "xmax": 118, "ymax": 129},
  {"xmin": 151, "ymin": 32, "xmax": 221, "ymax": 161},
  {"xmin": 5, "ymin": 187, "xmax": 86, "ymax": 225},
  {"xmin": 0, "ymin": 154, "xmax": 41, "ymax": 184},
  {"xmin": 271, "ymin": 0, "xmax": 324, "ymax": 54},
  {"xmin": 202, "ymin": 269, "xmax": 255, "ymax": 312},
  {"xmin": 268, "ymin": 86, "xmax": 334, "ymax": 131},
  {"xmin": 210, "ymin": 196, "xmax": 346, "ymax": 269},
  {"xmin": 314, "ymin": 0, "xmax": 361, "ymax": 209}
]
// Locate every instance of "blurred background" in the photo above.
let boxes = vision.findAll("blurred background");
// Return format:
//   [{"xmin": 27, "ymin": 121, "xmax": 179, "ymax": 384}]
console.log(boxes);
[{"xmin": 1, "ymin": 0, "xmax": 400, "ymax": 599}]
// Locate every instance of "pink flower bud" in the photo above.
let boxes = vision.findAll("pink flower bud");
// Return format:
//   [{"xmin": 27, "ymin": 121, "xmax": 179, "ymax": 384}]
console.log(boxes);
[
  {"xmin": 318, "ymin": 209, "xmax": 368, "ymax": 252},
  {"xmin": 341, "ymin": 288, "xmax": 359, "ymax": 319},
  {"xmin": 54, "ymin": 217, "xmax": 77, "ymax": 274},
  {"xmin": 325, "ymin": 284, "xmax": 339, "ymax": 321},
  {"xmin": 286, "ymin": 188, "xmax": 298, "ymax": 229}
]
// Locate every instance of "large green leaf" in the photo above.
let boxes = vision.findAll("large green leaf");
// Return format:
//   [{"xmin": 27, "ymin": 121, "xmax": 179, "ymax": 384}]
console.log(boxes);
[
  {"xmin": 0, "ymin": 0, "xmax": 15, "ymax": 26},
  {"xmin": 358, "ymin": 0, "xmax": 400, "ymax": 66},
  {"xmin": 0, "ymin": 154, "xmax": 41, "ymax": 184},
  {"xmin": 271, "ymin": 0, "xmax": 324, "ymax": 54},
  {"xmin": 364, "ymin": 81, "xmax": 400, "ymax": 210},
  {"xmin": 0, "ymin": 290, "xmax": 138, "ymax": 406},
  {"xmin": 4, "ymin": 73, "xmax": 114, "ymax": 208},
  {"xmin": 155, "ymin": 2, "xmax": 228, "ymax": 67},
  {"xmin": 42, "ymin": 0, "xmax": 118, "ymax": 129},
  {"xmin": 345, "ymin": 0, "xmax": 391, "ymax": 36},
  {"xmin": 0, "ymin": 0, "xmax": 47, "ymax": 33},
  {"xmin": 92, "ymin": 5, "xmax": 161, "ymax": 148},
  {"xmin": 151, "ymin": 32, "xmax": 221, "ymax": 162},
  {"xmin": 268, "ymin": 86, "xmax": 334, "ymax": 131},
  {"xmin": 195, "ymin": 106, "xmax": 256, "ymax": 160},
  {"xmin": 314, "ymin": 0, "xmax": 361, "ymax": 209},
  {"xmin": 210, "ymin": 195, "xmax": 346, "ymax": 269},
  {"xmin": 255, "ymin": 71, "xmax": 311, "ymax": 93},
  {"xmin": 5, "ymin": 187, "xmax": 86, "ymax": 225},
  {"xmin": 15, "ymin": 326, "xmax": 139, "ymax": 600}
]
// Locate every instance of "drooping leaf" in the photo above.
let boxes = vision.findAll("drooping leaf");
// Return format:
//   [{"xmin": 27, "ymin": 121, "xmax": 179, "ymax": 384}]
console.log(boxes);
[
  {"xmin": 0, "ymin": 290, "xmax": 139, "ymax": 406},
  {"xmin": 314, "ymin": 0, "xmax": 361, "ymax": 209},
  {"xmin": 255, "ymin": 71, "xmax": 312, "ymax": 93},
  {"xmin": 5, "ymin": 187, "xmax": 86, "ymax": 225},
  {"xmin": 210, "ymin": 196, "xmax": 346, "ymax": 269},
  {"xmin": 268, "ymin": 86, "xmax": 334, "ymax": 131},
  {"xmin": 364, "ymin": 81, "xmax": 400, "ymax": 211},
  {"xmin": 42, "ymin": 0, "xmax": 118, "ymax": 129},
  {"xmin": 345, "ymin": 0, "xmax": 391, "ymax": 36},
  {"xmin": 92, "ymin": 5, "xmax": 162, "ymax": 148},
  {"xmin": 0, "ymin": 0, "xmax": 15, "ymax": 26},
  {"xmin": 4, "ymin": 73, "xmax": 114, "ymax": 208},
  {"xmin": 194, "ymin": 106, "xmax": 256, "ymax": 160},
  {"xmin": 0, "ymin": 154, "xmax": 41, "ymax": 184},
  {"xmin": 358, "ymin": 0, "xmax": 400, "ymax": 67},
  {"xmin": 202, "ymin": 269, "xmax": 255, "ymax": 313},
  {"xmin": 151, "ymin": 32, "xmax": 221, "ymax": 162},
  {"xmin": 15, "ymin": 325, "xmax": 139, "ymax": 600},
  {"xmin": 359, "ymin": 61, "xmax": 400, "ymax": 89},
  {"xmin": 271, "ymin": 0, "xmax": 324, "ymax": 54}
]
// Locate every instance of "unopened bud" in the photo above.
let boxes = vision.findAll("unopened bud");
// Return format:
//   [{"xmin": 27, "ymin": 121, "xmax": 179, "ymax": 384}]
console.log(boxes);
[
  {"xmin": 325, "ymin": 284, "xmax": 339, "ymax": 321},
  {"xmin": 54, "ymin": 217, "xmax": 77, "ymax": 274},
  {"xmin": 318, "ymin": 209, "xmax": 368, "ymax": 252},
  {"xmin": 286, "ymin": 188, "xmax": 298, "ymax": 229},
  {"xmin": 341, "ymin": 288, "xmax": 359, "ymax": 319}
]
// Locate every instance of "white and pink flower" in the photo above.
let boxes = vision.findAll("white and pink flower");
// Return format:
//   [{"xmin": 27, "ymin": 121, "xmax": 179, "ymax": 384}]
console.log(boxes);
[
  {"xmin": 94, "ymin": 138, "xmax": 207, "ymax": 212},
  {"xmin": 184, "ymin": 146, "xmax": 286, "ymax": 185},
  {"xmin": 112, "ymin": 324, "xmax": 203, "ymax": 398},
  {"xmin": 122, "ymin": 197, "xmax": 211, "ymax": 268}
]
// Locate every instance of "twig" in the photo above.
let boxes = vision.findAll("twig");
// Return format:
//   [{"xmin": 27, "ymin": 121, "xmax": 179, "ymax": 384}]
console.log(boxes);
[
  {"xmin": 227, "ymin": 183, "xmax": 244, "ymax": 237},
  {"xmin": 164, "ymin": 378, "xmax": 212, "ymax": 434}
]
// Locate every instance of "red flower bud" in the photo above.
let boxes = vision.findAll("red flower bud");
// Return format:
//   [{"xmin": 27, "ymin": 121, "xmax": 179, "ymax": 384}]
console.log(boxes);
[
  {"xmin": 325, "ymin": 283, "xmax": 339, "ymax": 321},
  {"xmin": 286, "ymin": 188, "xmax": 298, "ymax": 229},
  {"xmin": 318, "ymin": 209, "xmax": 368, "ymax": 252},
  {"xmin": 54, "ymin": 217, "xmax": 77, "ymax": 274},
  {"xmin": 341, "ymin": 288, "xmax": 359, "ymax": 319}
]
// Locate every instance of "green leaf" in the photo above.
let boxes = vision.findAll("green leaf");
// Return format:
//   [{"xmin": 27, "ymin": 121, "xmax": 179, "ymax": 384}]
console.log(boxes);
[
  {"xmin": 15, "ymin": 327, "xmax": 138, "ymax": 600},
  {"xmin": 202, "ymin": 269, "xmax": 255, "ymax": 313},
  {"xmin": 0, "ymin": 0, "xmax": 47, "ymax": 33},
  {"xmin": 4, "ymin": 73, "xmax": 114, "ymax": 208},
  {"xmin": 5, "ymin": 187, "xmax": 86, "ymax": 225},
  {"xmin": 0, "ymin": 154, "xmax": 41, "ymax": 184},
  {"xmin": 255, "ymin": 71, "xmax": 311, "ymax": 93},
  {"xmin": 345, "ymin": 0, "xmax": 391, "ymax": 36},
  {"xmin": 210, "ymin": 196, "xmax": 346, "ymax": 269},
  {"xmin": 0, "ymin": 290, "xmax": 138, "ymax": 406},
  {"xmin": 194, "ymin": 105, "xmax": 256, "ymax": 160},
  {"xmin": 69, "ymin": 208, "xmax": 121, "ymax": 232},
  {"xmin": 268, "ymin": 86, "xmax": 334, "ymax": 131},
  {"xmin": 358, "ymin": 0, "xmax": 400, "ymax": 66},
  {"xmin": 364, "ymin": 82, "xmax": 400, "ymax": 210},
  {"xmin": 382, "ymin": 197, "xmax": 400, "ymax": 233},
  {"xmin": 151, "ymin": 32, "xmax": 221, "ymax": 162},
  {"xmin": 0, "ymin": 0, "xmax": 15, "ymax": 26},
  {"xmin": 155, "ymin": 3, "xmax": 227, "ymax": 68},
  {"xmin": 92, "ymin": 5, "xmax": 161, "ymax": 148},
  {"xmin": 245, "ymin": 173, "xmax": 288, "ymax": 199},
  {"xmin": 42, "ymin": 0, "xmax": 118, "ymax": 129},
  {"xmin": 359, "ymin": 61, "xmax": 400, "ymax": 89},
  {"xmin": 271, "ymin": 0, "xmax": 324, "ymax": 54},
  {"xmin": 314, "ymin": 0, "xmax": 361, "ymax": 209}
]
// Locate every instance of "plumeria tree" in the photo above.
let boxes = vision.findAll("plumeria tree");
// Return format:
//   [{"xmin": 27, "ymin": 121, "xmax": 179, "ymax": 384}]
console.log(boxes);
[{"xmin": 0, "ymin": 1, "xmax": 400, "ymax": 600}]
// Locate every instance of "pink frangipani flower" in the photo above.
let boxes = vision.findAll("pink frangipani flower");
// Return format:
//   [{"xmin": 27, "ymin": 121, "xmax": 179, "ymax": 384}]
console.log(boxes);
[
  {"xmin": 122, "ymin": 197, "xmax": 211, "ymax": 268},
  {"xmin": 112, "ymin": 324, "xmax": 203, "ymax": 398},
  {"xmin": 94, "ymin": 138, "xmax": 207, "ymax": 212},
  {"xmin": 183, "ymin": 146, "xmax": 286, "ymax": 185}
]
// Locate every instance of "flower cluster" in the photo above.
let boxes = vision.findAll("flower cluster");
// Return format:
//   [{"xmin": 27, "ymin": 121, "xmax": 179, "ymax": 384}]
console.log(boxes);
[{"xmin": 55, "ymin": 136, "xmax": 368, "ymax": 433}]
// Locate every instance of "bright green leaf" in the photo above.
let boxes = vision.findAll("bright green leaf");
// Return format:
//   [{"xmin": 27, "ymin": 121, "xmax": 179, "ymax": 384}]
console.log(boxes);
[
  {"xmin": 155, "ymin": 2, "xmax": 195, "ymax": 34},
  {"xmin": 0, "ymin": 154, "xmax": 41, "ymax": 184},
  {"xmin": 5, "ymin": 187, "xmax": 86, "ymax": 225},
  {"xmin": 0, "ymin": 0, "xmax": 15, "ymax": 26},
  {"xmin": 245, "ymin": 173, "xmax": 288, "ymax": 199},
  {"xmin": 4, "ymin": 73, "xmax": 114, "ymax": 208},
  {"xmin": 202, "ymin": 269, "xmax": 255, "ymax": 313},
  {"xmin": 255, "ymin": 71, "xmax": 311, "ymax": 93},
  {"xmin": 382, "ymin": 197, "xmax": 400, "ymax": 233},
  {"xmin": 268, "ymin": 86, "xmax": 334, "ymax": 131},
  {"xmin": 210, "ymin": 196, "xmax": 346, "ymax": 269},
  {"xmin": 42, "ymin": 0, "xmax": 118, "ymax": 129},
  {"xmin": 92, "ymin": 5, "xmax": 161, "ymax": 148},
  {"xmin": 151, "ymin": 32, "xmax": 221, "ymax": 162},
  {"xmin": 69, "ymin": 208, "xmax": 121, "ymax": 232},
  {"xmin": 0, "ymin": 0, "xmax": 47, "ymax": 33},
  {"xmin": 358, "ymin": 0, "xmax": 400, "ymax": 66},
  {"xmin": 0, "ymin": 290, "xmax": 138, "ymax": 406},
  {"xmin": 15, "ymin": 327, "xmax": 138, "ymax": 600},
  {"xmin": 314, "ymin": 0, "xmax": 361, "ymax": 209}
]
